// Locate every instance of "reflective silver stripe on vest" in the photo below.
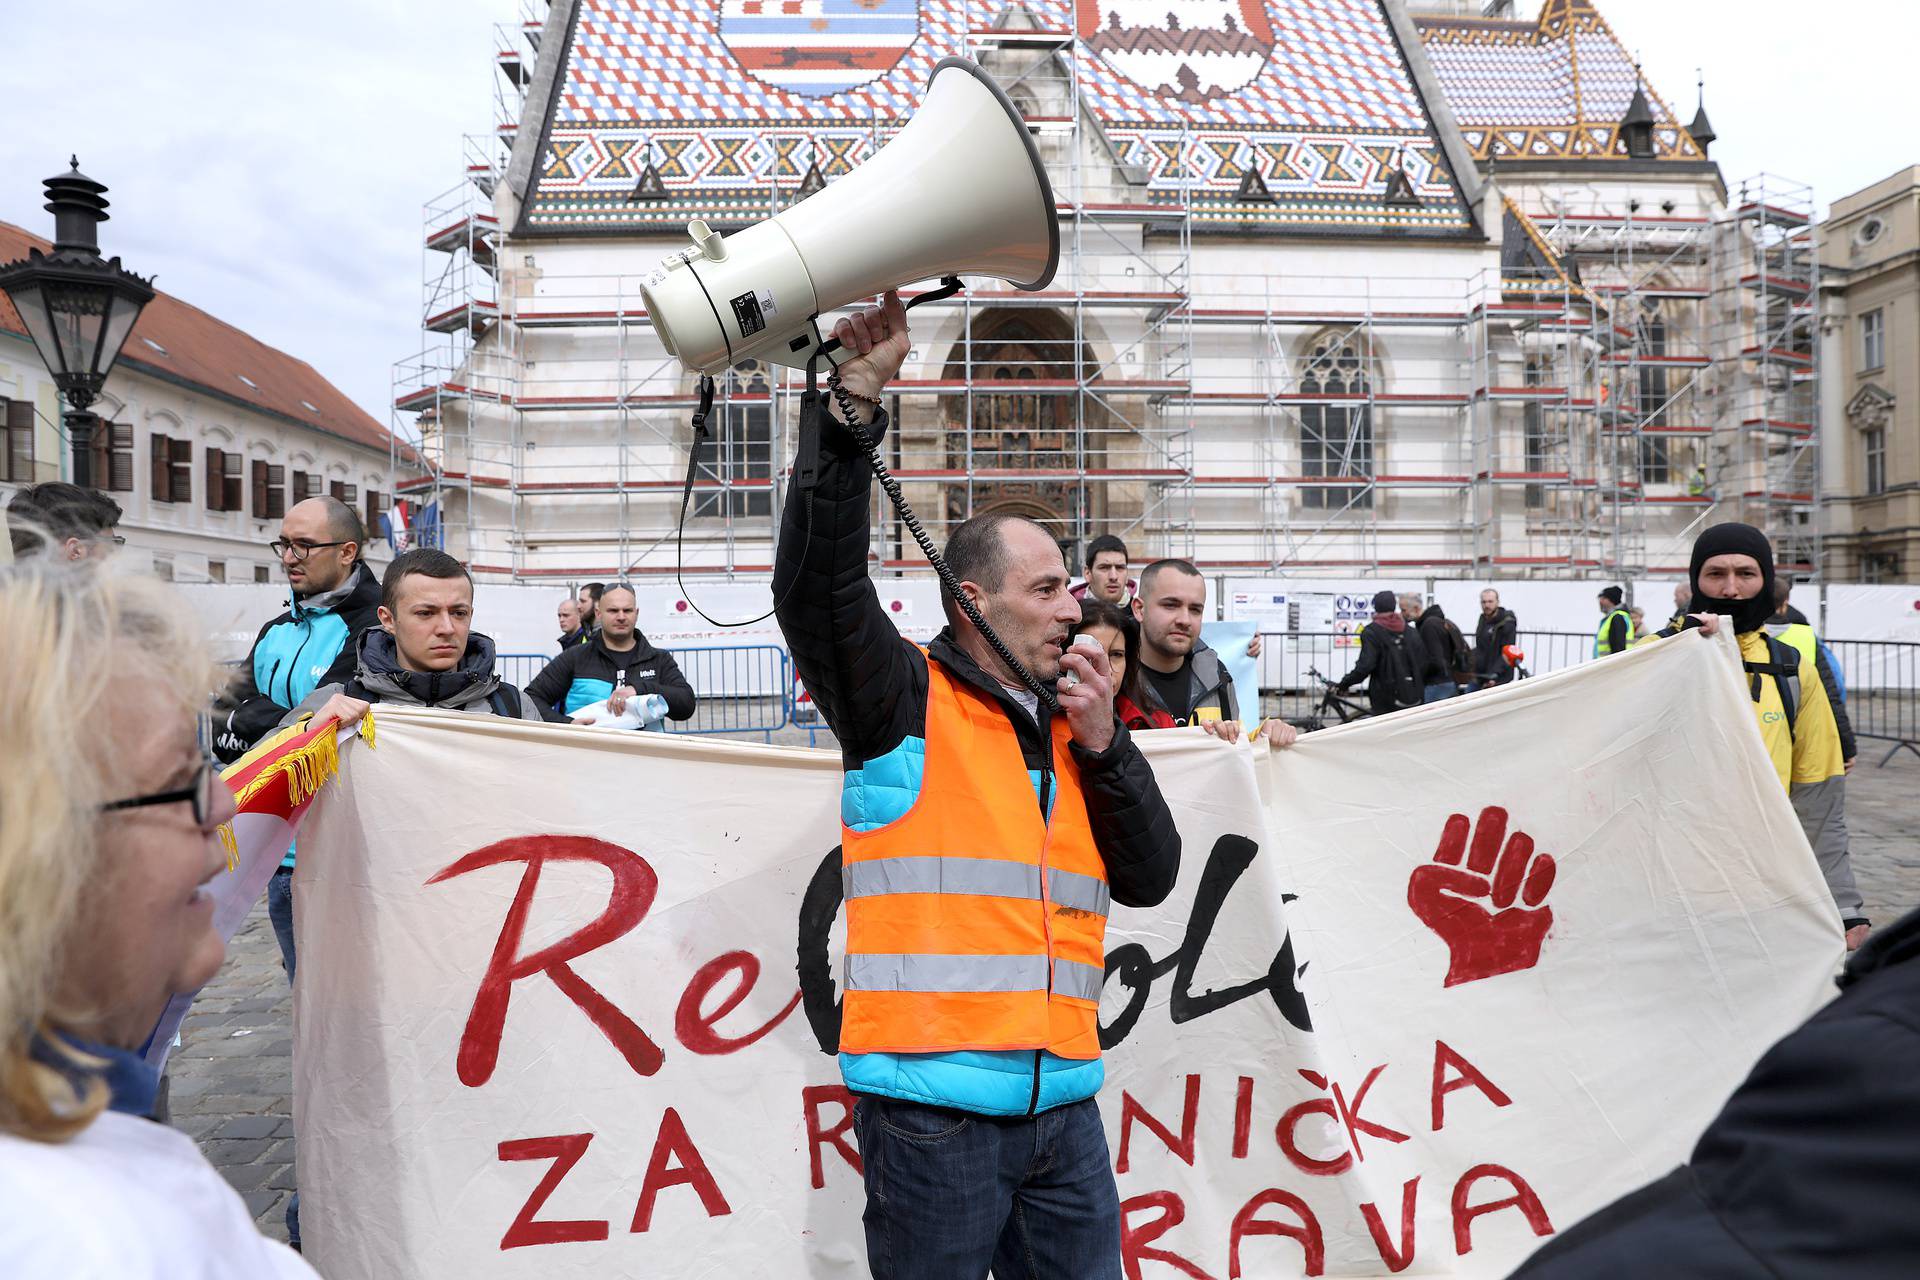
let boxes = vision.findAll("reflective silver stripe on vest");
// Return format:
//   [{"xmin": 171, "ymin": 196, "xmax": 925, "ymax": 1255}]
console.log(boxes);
[
  {"xmin": 845, "ymin": 952, "xmax": 1050, "ymax": 994},
  {"xmin": 1052, "ymin": 958, "xmax": 1106, "ymax": 1002},
  {"xmin": 1046, "ymin": 868, "xmax": 1111, "ymax": 918},
  {"xmin": 842, "ymin": 856, "xmax": 1043, "ymax": 902}
]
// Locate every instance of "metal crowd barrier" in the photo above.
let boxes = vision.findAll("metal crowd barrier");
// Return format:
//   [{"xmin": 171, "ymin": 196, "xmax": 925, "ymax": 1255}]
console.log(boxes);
[
  {"xmin": 1253, "ymin": 629, "xmax": 1598, "ymax": 724},
  {"xmin": 1823, "ymin": 640, "xmax": 1920, "ymax": 763},
  {"xmin": 498, "ymin": 644, "xmax": 793, "ymax": 742}
]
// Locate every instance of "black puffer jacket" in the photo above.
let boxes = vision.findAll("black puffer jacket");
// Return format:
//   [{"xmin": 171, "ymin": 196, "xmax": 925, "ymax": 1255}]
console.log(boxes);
[
  {"xmin": 1473, "ymin": 606, "xmax": 1519, "ymax": 686},
  {"xmin": 1513, "ymin": 907, "xmax": 1920, "ymax": 1277},
  {"xmin": 772, "ymin": 406, "xmax": 1181, "ymax": 910}
]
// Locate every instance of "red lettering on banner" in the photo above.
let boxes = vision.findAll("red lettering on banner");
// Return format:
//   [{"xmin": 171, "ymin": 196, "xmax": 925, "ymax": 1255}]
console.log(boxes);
[
  {"xmin": 1117, "ymin": 1073, "xmax": 1202, "ymax": 1173},
  {"xmin": 1229, "ymin": 1188, "xmax": 1325, "ymax": 1278},
  {"xmin": 631, "ymin": 1107, "xmax": 732, "ymax": 1232},
  {"xmin": 1275, "ymin": 1071, "xmax": 1349, "ymax": 1177},
  {"xmin": 1451, "ymin": 1163, "xmax": 1553, "ymax": 1254},
  {"xmin": 1120, "ymin": 1191, "xmax": 1216, "ymax": 1280},
  {"xmin": 496, "ymin": 1133, "xmax": 609, "ymax": 1249},
  {"xmin": 1232, "ymin": 1076, "xmax": 1253, "ymax": 1160},
  {"xmin": 1330, "ymin": 1064, "xmax": 1410, "ymax": 1161},
  {"xmin": 1430, "ymin": 1040, "xmax": 1513, "ymax": 1132},
  {"xmin": 802, "ymin": 1084, "xmax": 862, "ymax": 1189},
  {"xmin": 1359, "ymin": 1177, "xmax": 1420, "ymax": 1273},
  {"xmin": 675, "ymin": 951, "xmax": 802, "ymax": 1055},
  {"xmin": 429, "ymin": 835, "xmax": 660, "ymax": 1087}
]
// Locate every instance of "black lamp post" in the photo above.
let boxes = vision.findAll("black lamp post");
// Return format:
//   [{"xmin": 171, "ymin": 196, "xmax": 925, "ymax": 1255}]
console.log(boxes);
[{"xmin": 0, "ymin": 159, "xmax": 154, "ymax": 488}]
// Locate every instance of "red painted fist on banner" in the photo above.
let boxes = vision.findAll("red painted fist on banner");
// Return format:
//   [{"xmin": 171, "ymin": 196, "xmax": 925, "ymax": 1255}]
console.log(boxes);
[{"xmin": 1407, "ymin": 806, "xmax": 1556, "ymax": 987}]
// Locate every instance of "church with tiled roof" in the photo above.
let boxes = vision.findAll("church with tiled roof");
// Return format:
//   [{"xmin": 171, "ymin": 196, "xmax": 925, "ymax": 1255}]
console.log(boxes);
[{"xmin": 398, "ymin": 0, "xmax": 1818, "ymax": 585}]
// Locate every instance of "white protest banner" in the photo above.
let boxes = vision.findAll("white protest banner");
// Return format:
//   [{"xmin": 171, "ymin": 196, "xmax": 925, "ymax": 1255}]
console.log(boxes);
[{"xmin": 294, "ymin": 631, "xmax": 1839, "ymax": 1277}]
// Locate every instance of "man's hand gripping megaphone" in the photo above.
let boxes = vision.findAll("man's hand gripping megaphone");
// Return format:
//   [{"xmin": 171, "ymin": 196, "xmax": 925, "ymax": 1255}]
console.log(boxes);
[{"xmin": 825, "ymin": 291, "xmax": 911, "ymax": 427}]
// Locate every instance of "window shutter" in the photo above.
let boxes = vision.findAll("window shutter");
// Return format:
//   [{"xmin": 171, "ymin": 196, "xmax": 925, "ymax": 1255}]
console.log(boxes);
[
  {"xmin": 6, "ymin": 398, "xmax": 36, "ymax": 483},
  {"xmin": 253, "ymin": 459, "xmax": 268, "ymax": 516},
  {"xmin": 205, "ymin": 447, "xmax": 223, "ymax": 511},
  {"xmin": 108, "ymin": 423, "xmax": 133, "ymax": 492},
  {"xmin": 171, "ymin": 438, "xmax": 193, "ymax": 503},
  {"xmin": 151, "ymin": 434, "xmax": 171, "ymax": 500}
]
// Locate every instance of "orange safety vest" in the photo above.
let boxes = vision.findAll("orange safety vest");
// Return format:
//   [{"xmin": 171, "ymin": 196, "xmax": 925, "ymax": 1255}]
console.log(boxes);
[{"xmin": 839, "ymin": 658, "xmax": 1110, "ymax": 1060}]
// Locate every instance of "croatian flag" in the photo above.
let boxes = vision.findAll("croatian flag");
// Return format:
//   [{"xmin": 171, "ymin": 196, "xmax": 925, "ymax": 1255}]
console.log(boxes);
[
  {"xmin": 143, "ymin": 715, "xmax": 360, "ymax": 1068},
  {"xmin": 719, "ymin": 0, "xmax": 920, "ymax": 98},
  {"xmin": 382, "ymin": 499, "xmax": 412, "ymax": 553}
]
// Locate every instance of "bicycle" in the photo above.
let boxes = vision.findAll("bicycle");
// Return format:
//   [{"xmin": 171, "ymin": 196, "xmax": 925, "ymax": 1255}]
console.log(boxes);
[{"xmin": 1291, "ymin": 667, "xmax": 1373, "ymax": 732}]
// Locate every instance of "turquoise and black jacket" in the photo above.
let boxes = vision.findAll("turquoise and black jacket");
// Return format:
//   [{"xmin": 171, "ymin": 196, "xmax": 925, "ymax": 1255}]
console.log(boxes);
[
  {"xmin": 213, "ymin": 562, "xmax": 381, "ymax": 764},
  {"xmin": 524, "ymin": 632, "xmax": 696, "ymax": 723},
  {"xmin": 772, "ymin": 404, "xmax": 1181, "ymax": 1118}
]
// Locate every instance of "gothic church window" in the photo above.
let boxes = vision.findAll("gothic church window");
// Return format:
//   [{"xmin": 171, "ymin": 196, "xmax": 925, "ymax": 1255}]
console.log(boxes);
[{"xmin": 1299, "ymin": 332, "xmax": 1373, "ymax": 510}]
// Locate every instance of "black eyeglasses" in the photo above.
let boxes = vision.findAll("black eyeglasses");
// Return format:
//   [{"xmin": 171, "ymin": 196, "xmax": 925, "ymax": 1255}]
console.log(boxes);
[
  {"xmin": 269, "ymin": 538, "xmax": 349, "ymax": 562},
  {"xmin": 102, "ymin": 755, "xmax": 223, "ymax": 829}
]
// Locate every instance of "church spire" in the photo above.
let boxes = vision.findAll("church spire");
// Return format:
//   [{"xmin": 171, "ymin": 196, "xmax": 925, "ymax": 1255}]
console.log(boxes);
[
  {"xmin": 1620, "ymin": 62, "xmax": 1655, "ymax": 160},
  {"xmin": 1687, "ymin": 71, "xmax": 1717, "ymax": 155}
]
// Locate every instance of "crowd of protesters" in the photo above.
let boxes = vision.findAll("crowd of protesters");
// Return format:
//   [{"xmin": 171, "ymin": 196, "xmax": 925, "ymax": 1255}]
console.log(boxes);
[{"xmin": 1, "ymin": 431, "xmax": 1903, "ymax": 1276}]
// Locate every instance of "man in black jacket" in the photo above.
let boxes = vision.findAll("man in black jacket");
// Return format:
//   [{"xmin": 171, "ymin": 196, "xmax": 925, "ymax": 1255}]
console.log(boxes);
[
  {"xmin": 1472, "ymin": 588, "xmax": 1519, "ymax": 688},
  {"xmin": 1401, "ymin": 593, "xmax": 1461, "ymax": 702},
  {"xmin": 1513, "ymin": 906, "xmax": 1920, "ymax": 1276},
  {"xmin": 1337, "ymin": 589, "xmax": 1428, "ymax": 716},
  {"xmin": 775, "ymin": 292, "xmax": 1182, "ymax": 1280},
  {"xmin": 524, "ymin": 583, "xmax": 696, "ymax": 727}
]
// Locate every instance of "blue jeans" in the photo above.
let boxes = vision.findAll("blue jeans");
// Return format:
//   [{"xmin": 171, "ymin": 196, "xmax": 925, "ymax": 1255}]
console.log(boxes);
[
  {"xmin": 265, "ymin": 868, "xmax": 300, "ymax": 1245},
  {"xmin": 1424, "ymin": 682, "xmax": 1458, "ymax": 703},
  {"xmin": 852, "ymin": 1095, "xmax": 1120, "ymax": 1280}
]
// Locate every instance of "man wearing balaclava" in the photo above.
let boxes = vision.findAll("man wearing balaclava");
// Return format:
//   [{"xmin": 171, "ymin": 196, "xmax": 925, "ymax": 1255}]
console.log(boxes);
[{"xmin": 1660, "ymin": 522, "xmax": 1870, "ymax": 949}]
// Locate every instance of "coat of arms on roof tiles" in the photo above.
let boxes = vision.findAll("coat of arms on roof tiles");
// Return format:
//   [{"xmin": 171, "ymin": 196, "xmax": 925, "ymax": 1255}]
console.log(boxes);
[
  {"xmin": 719, "ymin": 0, "xmax": 922, "ymax": 98},
  {"xmin": 1077, "ymin": 0, "xmax": 1273, "ymax": 101}
]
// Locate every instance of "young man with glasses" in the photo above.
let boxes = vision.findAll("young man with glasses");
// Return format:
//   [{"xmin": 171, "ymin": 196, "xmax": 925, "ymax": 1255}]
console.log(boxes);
[{"xmin": 208, "ymin": 496, "xmax": 378, "ymax": 1251}]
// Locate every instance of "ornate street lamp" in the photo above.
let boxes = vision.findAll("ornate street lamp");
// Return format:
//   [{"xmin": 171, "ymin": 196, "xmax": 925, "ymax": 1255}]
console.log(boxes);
[{"xmin": 0, "ymin": 159, "xmax": 154, "ymax": 488}]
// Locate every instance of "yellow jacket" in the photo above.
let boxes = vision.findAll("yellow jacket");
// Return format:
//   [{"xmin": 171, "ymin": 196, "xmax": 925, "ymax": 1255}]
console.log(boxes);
[{"xmin": 1737, "ymin": 629, "xmax": 1844, "ymax": 792}]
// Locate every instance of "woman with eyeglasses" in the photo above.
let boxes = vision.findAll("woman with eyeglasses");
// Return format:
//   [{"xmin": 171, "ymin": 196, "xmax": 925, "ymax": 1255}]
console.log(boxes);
[{"xmin": 0, "ymin": 551, "xmax": 318, "ymax": 1275}]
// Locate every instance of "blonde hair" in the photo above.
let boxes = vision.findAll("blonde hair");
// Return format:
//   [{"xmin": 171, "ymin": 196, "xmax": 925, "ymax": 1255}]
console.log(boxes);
[{"xmin": 0, "ymin": 547, "xmax": 222, "ymax": 1140}]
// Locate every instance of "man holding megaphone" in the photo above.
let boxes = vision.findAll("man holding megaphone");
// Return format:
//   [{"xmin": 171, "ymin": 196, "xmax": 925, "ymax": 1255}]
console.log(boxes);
[{"xmin": 774, "ymin": 294, "xmax": 1182, "ymax": 1279}]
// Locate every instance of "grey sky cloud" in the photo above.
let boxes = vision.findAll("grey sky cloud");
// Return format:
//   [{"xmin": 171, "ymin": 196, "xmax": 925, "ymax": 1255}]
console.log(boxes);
[{"xmin": 3, "ymin": 0, "xmax": 1913, "ymax": 434}]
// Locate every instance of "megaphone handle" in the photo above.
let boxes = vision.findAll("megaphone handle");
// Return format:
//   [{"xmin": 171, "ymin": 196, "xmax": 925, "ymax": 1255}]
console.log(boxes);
[{"xmin": 814, "ymin": 276, "xmax": 966, "ymax": 361}]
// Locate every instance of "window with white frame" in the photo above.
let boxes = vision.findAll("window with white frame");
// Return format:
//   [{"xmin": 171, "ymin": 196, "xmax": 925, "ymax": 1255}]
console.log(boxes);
[
  {"xmin": 1861, "ymin": 309, "xmax": 1884, "ymax": 371},
  {"xmin": 1865, "ymin": 427, "xmax": 1886, "ymax": 496}
]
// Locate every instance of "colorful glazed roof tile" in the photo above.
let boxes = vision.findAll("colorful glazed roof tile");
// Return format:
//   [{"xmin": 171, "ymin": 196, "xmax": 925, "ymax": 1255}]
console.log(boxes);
[
  {"xmin": 1414, "ymin": 0, "xmax": 1704, "ymax": 164},
  {"xmin": 518, "ymin": 0, "xmax": 1475, "ymax": 236}
]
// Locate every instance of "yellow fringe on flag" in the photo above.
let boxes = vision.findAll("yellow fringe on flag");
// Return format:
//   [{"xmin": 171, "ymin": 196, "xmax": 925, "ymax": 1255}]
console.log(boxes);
[
  {"xmin": 215, "ymin": 719, "xmax": 345, "ymax": 864},
  {"xmin": 360, "ymin": 708, "xmax": 376, "ymax": 750}
]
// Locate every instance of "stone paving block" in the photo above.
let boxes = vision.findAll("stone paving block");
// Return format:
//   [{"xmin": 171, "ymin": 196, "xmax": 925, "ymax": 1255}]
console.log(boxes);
[
  {"xmin": 268, "ymin": 1163, "xmax": 299, "ymax": 1192},
  {"xmin": 241, "ymin": 1188, "xmax": 284, "ymax": 1222},
  {"xmin": 217, "ymin": 1114, "xmax": 285, "ymax": 1141},
  {"xmin": 220, "ymin": 1160, "xmax": 280, "ymax": 1194},
  {"xmin": 206, "ymin": 1137, "xmax": 271, "ymax": 1165}
]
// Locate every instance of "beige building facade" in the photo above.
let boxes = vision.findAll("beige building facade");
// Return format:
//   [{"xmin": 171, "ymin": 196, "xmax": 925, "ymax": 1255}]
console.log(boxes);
[
  {"xmin": 1820, "ymin": 166, "xmax": 1920, "ymax": 581},
  {"xmin": 1, "ymin": 221, "xmax": 403, "ymax": 582}
]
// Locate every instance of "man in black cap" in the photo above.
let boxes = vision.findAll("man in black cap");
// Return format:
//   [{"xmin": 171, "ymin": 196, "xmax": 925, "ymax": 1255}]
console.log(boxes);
[
  {"xmin": 1593, "ymin": 585, "xmax": 1632, "ymax": 658},
  {"xmin": 1659, "ymin": 522, "xmax": 1869, "ymax": 949},
  {"xmin": 1335, "ymin": 588, "xmax": 1429, "ymax": 716}
]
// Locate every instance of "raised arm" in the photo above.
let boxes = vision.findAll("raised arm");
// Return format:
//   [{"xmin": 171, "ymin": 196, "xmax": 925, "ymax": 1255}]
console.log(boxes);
[{"xmin": 771, "ymin": 293, "xmax": 925, "ymax": 762}]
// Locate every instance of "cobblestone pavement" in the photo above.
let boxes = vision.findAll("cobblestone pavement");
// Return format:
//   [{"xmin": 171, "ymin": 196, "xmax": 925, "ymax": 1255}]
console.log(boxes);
[{"xmin": 175, "ymin": 741, "xmax": 1920, "ymax": 1243}]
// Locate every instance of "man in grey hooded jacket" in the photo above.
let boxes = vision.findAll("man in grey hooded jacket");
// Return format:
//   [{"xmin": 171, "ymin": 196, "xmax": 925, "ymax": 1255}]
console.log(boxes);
[{"xmin": 289, "ymin": 548, "xmax": 543, "ymax": 729}]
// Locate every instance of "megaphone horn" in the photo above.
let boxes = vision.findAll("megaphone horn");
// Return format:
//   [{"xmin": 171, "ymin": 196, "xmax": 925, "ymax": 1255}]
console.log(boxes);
[{"xmin": 640, "ymin": 57, "xmax": 1059, "ymax": 374}]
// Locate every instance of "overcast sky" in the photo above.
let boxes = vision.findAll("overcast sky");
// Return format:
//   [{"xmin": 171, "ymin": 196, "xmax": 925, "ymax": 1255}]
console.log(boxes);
[{"xmin": 2, "ymin": 1, "xmax": 1913, "ymax": 428}]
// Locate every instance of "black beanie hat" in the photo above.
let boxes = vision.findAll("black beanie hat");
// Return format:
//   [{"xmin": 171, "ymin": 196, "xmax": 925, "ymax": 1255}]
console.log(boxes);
[
  {"xmin": 1372, "ymin": 589, "xmax": 1398, "ymax": 613},
  {"xmin": 1687, "ymin": 522, "xmax": 1776, "ymax": 633},
  {"xmin": 1598, "ymin": 585, "xmax": 1623, "ymax": 606}
]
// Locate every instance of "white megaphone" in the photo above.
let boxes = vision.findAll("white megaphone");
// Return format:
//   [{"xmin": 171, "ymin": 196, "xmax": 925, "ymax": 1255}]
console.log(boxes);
[{"xmin": 639, "ymin": 57, "xmax": 1058, "ymax": 374}]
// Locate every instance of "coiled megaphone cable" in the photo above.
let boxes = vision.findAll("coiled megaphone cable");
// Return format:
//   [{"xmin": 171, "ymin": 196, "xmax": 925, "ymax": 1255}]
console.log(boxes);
[{"xmin": 819, "ymin": 366, "xmax": 1062, "ymax": 718}]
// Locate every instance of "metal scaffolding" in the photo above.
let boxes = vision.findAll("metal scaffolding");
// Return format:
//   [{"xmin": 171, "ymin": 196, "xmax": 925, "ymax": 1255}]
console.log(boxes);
[{"xmin": 389, "ymin": 3, "xmax": 1818, "ymax": 585}]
